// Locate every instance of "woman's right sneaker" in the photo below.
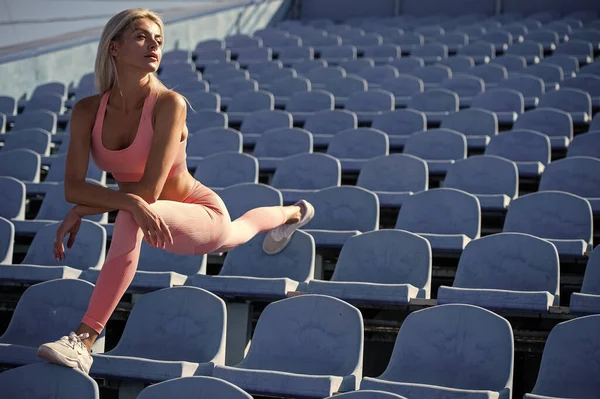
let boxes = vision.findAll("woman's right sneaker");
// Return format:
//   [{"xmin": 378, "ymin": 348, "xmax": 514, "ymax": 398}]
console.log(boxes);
[{"xmin": 37, "ymin": 332, "xmax": 93, "ymax": 374}]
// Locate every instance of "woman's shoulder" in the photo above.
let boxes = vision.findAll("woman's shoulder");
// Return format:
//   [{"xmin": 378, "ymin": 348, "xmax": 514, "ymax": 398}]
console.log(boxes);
[
  {"xmin": 72, "ymin": 93, "xmax": 103, "ymax": 117},
  {"xmin": 154, "ymin": 89, "xmax": 186, "ymax": 111}
]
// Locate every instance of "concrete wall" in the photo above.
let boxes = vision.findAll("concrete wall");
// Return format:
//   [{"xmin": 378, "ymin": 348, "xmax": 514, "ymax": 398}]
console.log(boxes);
[{"xmin": 0, "ymin": 0, "xmax": 288, "ymax": 98}]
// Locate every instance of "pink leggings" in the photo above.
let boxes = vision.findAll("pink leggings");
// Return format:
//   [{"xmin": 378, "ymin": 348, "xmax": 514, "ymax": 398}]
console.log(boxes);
[{"xmin": 81, "ymin": 180, "xmax": 287, "ymax": 333}]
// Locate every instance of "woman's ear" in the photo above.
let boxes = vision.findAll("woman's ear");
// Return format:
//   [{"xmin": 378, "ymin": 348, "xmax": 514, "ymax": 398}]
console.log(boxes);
[{"xmin": 109, "ymin": 42, "xmax": 118, "ymax": 57}]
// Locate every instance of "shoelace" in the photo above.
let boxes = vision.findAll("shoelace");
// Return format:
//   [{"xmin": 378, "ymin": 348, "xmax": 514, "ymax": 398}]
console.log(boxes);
[{"xmin": 59, "ymin": 332, "xmax": 90, "ymax": 352}]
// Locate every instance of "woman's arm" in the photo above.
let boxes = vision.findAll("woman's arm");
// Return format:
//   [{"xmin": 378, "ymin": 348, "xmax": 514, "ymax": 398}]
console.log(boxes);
[{"xmin": 64, "ymin": 97, "xmax": 144, "ymax": 212}]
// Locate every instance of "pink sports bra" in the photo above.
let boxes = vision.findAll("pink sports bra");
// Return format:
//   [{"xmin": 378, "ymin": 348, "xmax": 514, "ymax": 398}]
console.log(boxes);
[{"xmin": 90, "ymin": 91, "xmax": 187, "ymax": 183}]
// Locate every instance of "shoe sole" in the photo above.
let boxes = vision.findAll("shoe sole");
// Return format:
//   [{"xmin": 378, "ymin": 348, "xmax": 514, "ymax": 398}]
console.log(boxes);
[
  {"xmin": 263, "ymin": 201, "xmax": 315, "ymax": 255},
  {"xmin": 37, "ymin": 345, "xmax": 90, "ymax": 374}
]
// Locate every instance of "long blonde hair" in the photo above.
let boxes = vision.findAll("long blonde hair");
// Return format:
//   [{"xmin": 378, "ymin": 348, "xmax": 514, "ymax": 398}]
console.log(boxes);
[{"xmin": 94, "ymin": 8, "xmax": 167, "ymax": 93}]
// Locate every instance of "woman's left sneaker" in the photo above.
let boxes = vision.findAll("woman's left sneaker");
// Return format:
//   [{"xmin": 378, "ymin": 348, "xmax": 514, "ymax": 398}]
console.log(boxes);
[{"xmin": 263, "ymin": 200, "xmax": 315, "ymax": 255}]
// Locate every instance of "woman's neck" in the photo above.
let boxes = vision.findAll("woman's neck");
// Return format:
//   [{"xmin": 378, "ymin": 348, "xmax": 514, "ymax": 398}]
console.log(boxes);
[{"xmin": 110, "ymin": 72, "xmax": 153, "ymax": 113}]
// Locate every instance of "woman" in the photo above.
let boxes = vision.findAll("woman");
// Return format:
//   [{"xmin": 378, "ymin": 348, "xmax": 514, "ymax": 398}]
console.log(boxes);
[{"xmin": 36, "ymin": 8, "xmax": 314, "ymax": 374}]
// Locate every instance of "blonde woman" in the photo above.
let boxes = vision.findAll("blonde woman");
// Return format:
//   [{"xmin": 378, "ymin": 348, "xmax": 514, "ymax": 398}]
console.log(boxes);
[{"xmin": 37, "ymin": 8, "xmax": 314, "ymax": 374}]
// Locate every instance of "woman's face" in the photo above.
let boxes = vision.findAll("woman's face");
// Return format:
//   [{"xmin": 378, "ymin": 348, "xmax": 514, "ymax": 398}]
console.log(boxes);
[{"xmin": 111, "ymin": 18, "xmax": 163, "ymax": 73}]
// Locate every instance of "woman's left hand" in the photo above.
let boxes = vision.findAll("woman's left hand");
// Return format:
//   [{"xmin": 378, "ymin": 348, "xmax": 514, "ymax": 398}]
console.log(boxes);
[{"xmin": 53, "ymin": 208, "xmax": 82, "ymax": 262}]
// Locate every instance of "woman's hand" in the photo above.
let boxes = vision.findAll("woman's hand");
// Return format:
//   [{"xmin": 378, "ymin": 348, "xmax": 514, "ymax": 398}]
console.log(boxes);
[
  {"xmin": 53, "ymin": 208, "xmax": 82, "ymax": 261},
  {"xmin": 130, "ymin": 197, "xmax": 173, "ymax": 249}
]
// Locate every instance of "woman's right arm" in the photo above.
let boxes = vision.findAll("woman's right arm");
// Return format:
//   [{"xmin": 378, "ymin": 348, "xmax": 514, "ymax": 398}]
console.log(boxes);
[
  {"xmin": 63, "ymin": 97, "xmax": 142, "ymax": 213},
  {"xmin": 63, "ymin": 97, "xmax": 172, "ymax": 248}
]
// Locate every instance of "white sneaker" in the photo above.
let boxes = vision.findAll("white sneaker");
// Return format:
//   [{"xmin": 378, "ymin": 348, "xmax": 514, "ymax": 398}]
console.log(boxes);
[
  {"xmin": 263, "ymin": 200, "xmax": 315, "ymax": 255},
  {"xmin": 37, "ymin": 332, "xmax": 93, "ymax": 374}
]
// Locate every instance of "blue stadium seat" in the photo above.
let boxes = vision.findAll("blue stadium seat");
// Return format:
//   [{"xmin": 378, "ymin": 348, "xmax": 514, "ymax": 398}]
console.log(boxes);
[
  {"xmin": 193, "ymin": 152, "xmax": 258, "ymax": 189},
  {"xmin": 323, "ymin": 75, "xmax": 367, "ymax": 108},
  {"xmin": 570, "ymin": 28, "xmax": 600, "ymax": 49},
  {"xmin": 526, "ymin": 29, "xmax": 559, "ymax": 52},
  {"xmin": 278, "ymin": 46, "xmax": 314, "ymax": 64},
  {"xmin": 371, "ymin": 109, "xmax": 426, "ymax": 149},
  {"xmin": 252, "ymin": 127, "xmax": 312, "ymax": 171},
  {"xmin": 217, "ymin": 182, "xmax": 282, "ymax": 220},
  {"xmin": 187, "ymin": 127, "xmax": 242, "ymax": 159},
  {"xmin": 541, "ymin": 54, "xmax": 579, "ymax": 78},
  {"xmin": 291, "ymin": 59, "xmax": 328, "ymax": 74},
  {"xmin": 307, "ymin": 230, "xmax": 431, "ymax": 303},
  {"xmin": 524, "ymin": 315, "xmax": 600, "ymax": 398},
  {"xmin": 194, "ymin": 39, "xmax": 225, "ymax": 53},
  {"xmin": 411, "ymin": 65, "xmax": 452, "ymax": 87},
  {"xmin": 437, "ymin": 55, "xmax": 475, "ymax": 73},
  {"xmin": 437, "ymin": 32, "xmax": 469, "ymax": 54},
  {"xmin": 471, "ymin": 89, "xmax": 524, "ymax": 125},
  {"xmin": 303, "ymin": 66, "xmax": 346, "ymax": 87},
  {"xmin": 544, "ymin": 21, "xmax": 572, "ymax": 42},
  {"xmin": 256, "ymin": 67, "xmax": 297, "ymax": 89},
  {"xmin": 338, "ymin": 58, "xmax": 375, "ymax": 74},
  {"xmin": 227, "ymin": 91, "xmax": 275, "ymax": 125},
  {"xmin": 239, "ymin": 109, "xmax": 292, "ymax": 145},
  {"xmin": 0, "ymin": 216, "xmax": 14, "ymax": 265},
  {"xmin": 503, "ymin": 191, "xmax": 593, "ymax": 258},
  {"xmin": 226, "ymin": 34, "xmax": 262, "ymax": 50},
  {"xmin": 505, "ymin": 40, "xmax": 544, "ymax": 65},
  {"xmin": 444, "ymin": 155, "xmax": 518, "ymax": 211},
  {"xmin": 480, "ymin": 31, "xmax": 513, "ymax": 53},
  {"xmin": 12, "ymin": 180, "xmax": 107, "ymax": 236},
  {"xmin": 438, "ymin": 233, "xmax": 559, "ymax": 312},
  {"xmin": 91, "ymin": 287, "xmax": 226, "ymax": 381},
  {"xmin": 395, "ymin": 188, "xmax": 480, "ymax": 253},
  {"xmin": 538, "ymin": 88, "xmax": 592, "ymax": 126},
  {"xmin": 491, "ymin": 55, "xmax": 527, "ymax": 72},
  {"xmin": 186, "ymin": 230, "xmax": 314, "ymax": 298},
  {"xmin": 0, "ymin": 279, "xmax": 105, "ymax": 366},
  {"xmin": 302, "ymin": 186, "xmax": 379, "ymax": 248},
  {"xmin": 379, "ymin": 75, "xmax": 423, "ymax": 108},
  {"xmin": 0, "ymin": 95, "xmax": 17, "ymax": 117},
  {"xmin": 214, "ymin": 78, "xmax": 258, "ymax": 106},
  {"xmin": 580, "ymin": 61, "xmax": 600, "ymax": 77},
  {"xmin": 411, "ymin": 43, "xmax": 448, "ymax": 64},
  {"xmin": 319, "ymin": 45, "xmax": 358, "ymax": 64},
  {"xmin": 561, "ymin": 74, "xmax": 600, "ymax": 109},
  {"xmin": 363, "ymin": 44, "xmax": 402, "ymax": 64},
  {"xmin": 236, "ymin": 47, "xmax": 272, "ymax": 66},
  {"xmin": 0, "ymin": 220, "xmax": 105, "ymax": 283},
  {"xmin": 270, "ymin": 76, "xmax": 311, "ymax": 107},
  {"xmin": 285, "ymin": 90, "xmax": 334, "ymax": 122},
  {"xmin": 304, "ymin": 109, "xmax": 357, "ymax": 147},
  {"xmin": 347, "ymin": 33, "xmax": 384, "ymax": 53},
  {"xmin": 81, "ymin": 240, "xmax": 207, "ymax": 292},
  {"xmin": 0, "ymin": 363, "xmax": 99, "ymax": 398},
  {"xmin": 0, "ymin": 149, "xmax": 40, "ymax": 183},
  {"xmin": 303, "ymin": 33, "xmax": 343, "ymax": 52},
  {"xmin": 440, "ymin": 108, "xmax": 498, "ymax": 149},
  {"xmin": 186, "ymin": 91, "xmax": 220, "ymax": 112},
  {"xmin": 403, "ymin": 129, "xmax": 467, "ymax": 175},
  {"xmin": 137, "ymin": 376, "xmax": 252, "ymax": 399},
  {"xmin": 0, "ymin": 177, "xmax": 25, "ymax": 220},
  {"xmin": 329, "ymin": 392, "xmax": 406, "ymax": 399},
  {"xmin": 497, "ymin": 74, "xmax": 544, "ymax": 108},
  {"xmin": 458, "ymin": 42, "xmax": 495, "ymax": 64},
  {"xmin": 539, "ymin": 156, "xmax": 600, "ymax": 213},
  {"xmin": 502, "ymin": 23, "xmax": 529, "ymax": 42},
  {"xmin": 357, "ymin": 154, "xmax": 428, "ymax": 207},
  {"xmin": 519, "ymin": 63, "xmax": 563, "ymax": 92},
  {"xmin": 186, "ymin": 110, "xmax": 228, "ymax": 131},
  {"xmin": 13, "ymin": 110, "xmax": 56, "ymax": 133},
  {"xmin": 358, "ymin": 65, "xmax": 399, "ymax": 87},
  {"xmin": 25, "ymin": 93, "xmax": 64, "ymax": 114},
  {"xmin": 344, "ymin": 89, "xmax": 395, "ymax": 123},
  {"xmin": 568, "ymin": 131, "xmax": 600, "ymax": 158},
  {"xmin": 327, "ymin": 127, "xmax": 389, "ymax": 173},
  {"xmin": 361, "ymin": 304, "xmax": 513, "ymax": 399},
  {"xmin": 466, "ymin": 63, "xmax": 507, "ymax": 87},
  {"xmin": 554, "ymin": 39, "xmax": 594, "ymax": 65},
  {"xmin": 271, "ymin": 153, "xmax": 341, "ymax": 204},
  {"xmin": 207, "ymin": 69, "xmax": 249, "ymax": 86},
  {"xmin": 514, "ymin": 108, "xmax": 573, "ymax": 150},
  {"xmin": 389, "ymin": 57, "xmax": 425, "ymax": 73},
  {"xmin": 570, "ymin": 245, "xmax": 600, "ymax": 314},
  {"xmin": 32, "ymin": 82, "xmax": 67, "ymax": 99},
  {"xmin": 407, "ymin": 88, "xmax": 459, "ymax": 124},
  {"xmin": 485, "ymin": 129, "xmax": 550, "ymax": 178},
  {"xmin": 44, "ymin": 154, "xmax": 106, "ymax": 185},
  {"xmin": 440, "ymin": 74, "xmax": 484, "ymax": 108},
  {"xmin": 201, "ymin": 62, "xmax": 238, "ymax": 80},
  {"xmin": 213, "ymin": 294, "xmax": 364, "ymax": 397}
]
